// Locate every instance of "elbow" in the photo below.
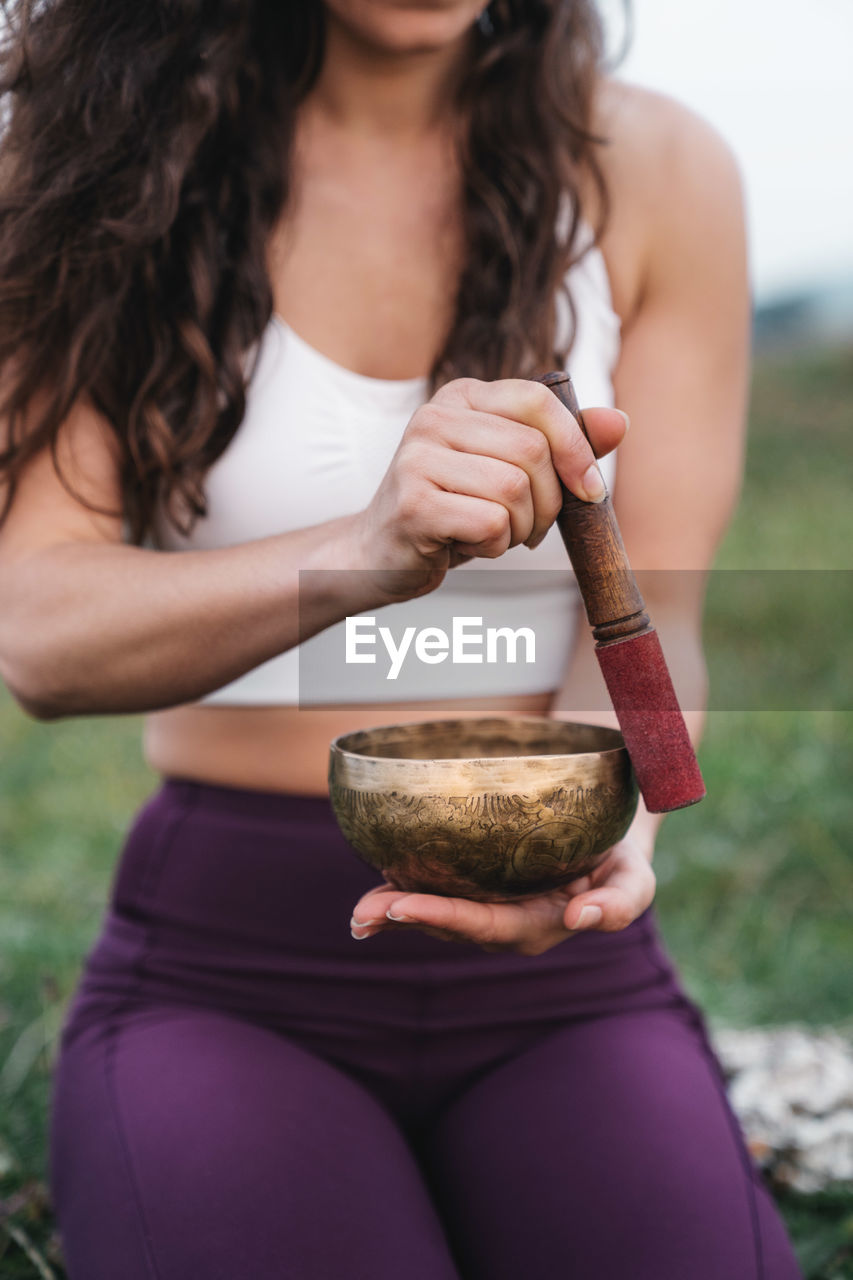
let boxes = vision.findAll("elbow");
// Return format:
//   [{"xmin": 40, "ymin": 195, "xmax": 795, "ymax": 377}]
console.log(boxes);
[
  {"xmin": 1, "ymin": 669, "xmax": 70, "ymax": 721},
  {"xmin": 0, "ymin": 565, "xmax": 91, "ymax": 719},
  {"xmin": 12, "ymin": 693, "xmax": 66, "ymax": 722},
  {"xmin": 0, "ymin": 645, "xmax": 75, "ymax": 722}
]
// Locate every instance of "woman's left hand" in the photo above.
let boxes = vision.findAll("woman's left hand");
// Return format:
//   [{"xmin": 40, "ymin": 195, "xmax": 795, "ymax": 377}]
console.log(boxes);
[{"xmin": 350, "ymin": 835, "xmax": 656, "ymax": 956}]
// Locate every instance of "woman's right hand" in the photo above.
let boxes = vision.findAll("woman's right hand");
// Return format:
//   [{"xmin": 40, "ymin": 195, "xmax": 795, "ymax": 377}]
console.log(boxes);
[
  {"xmin": 353, "ymin": 376, "xmax": 629, "ymax": 603},
  {"xmin": 0, "ymin": 376, "xmax": 625, "ymax": 717}
]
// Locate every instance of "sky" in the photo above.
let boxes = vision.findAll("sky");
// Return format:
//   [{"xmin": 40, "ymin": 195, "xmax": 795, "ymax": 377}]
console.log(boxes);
[{"xmin": 602, "ymin": 0, "xmax": 853, "ymax": 303}]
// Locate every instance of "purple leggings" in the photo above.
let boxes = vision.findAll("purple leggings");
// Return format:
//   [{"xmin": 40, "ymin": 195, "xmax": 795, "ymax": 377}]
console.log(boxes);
[{"xmin": 50, "ymin": 779, "xmax": 801, "ymax": 1279}]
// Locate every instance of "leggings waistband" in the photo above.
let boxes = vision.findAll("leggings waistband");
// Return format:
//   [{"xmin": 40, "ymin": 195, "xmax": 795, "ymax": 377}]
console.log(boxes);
[{"xmin": 160, "ymin": 775, "xmax": 338, "ymax": 823}]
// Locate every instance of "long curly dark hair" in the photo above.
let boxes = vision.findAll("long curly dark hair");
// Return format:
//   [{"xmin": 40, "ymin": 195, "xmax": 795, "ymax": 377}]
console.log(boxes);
[{"xmin": 0, "ymin": 0, "xmax": 609, "ymax": 544}]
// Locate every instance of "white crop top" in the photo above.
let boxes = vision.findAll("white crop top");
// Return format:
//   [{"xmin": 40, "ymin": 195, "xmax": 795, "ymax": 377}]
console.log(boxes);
[{"xmin": 154, "ymin": 237, "xmax": 622, "ymax": 706}]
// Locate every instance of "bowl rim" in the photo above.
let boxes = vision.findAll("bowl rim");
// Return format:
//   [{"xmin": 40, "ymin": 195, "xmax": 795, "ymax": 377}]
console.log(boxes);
[{"xmin": 329, "ymin": 715, "xmax": 628, "ymax": 767}]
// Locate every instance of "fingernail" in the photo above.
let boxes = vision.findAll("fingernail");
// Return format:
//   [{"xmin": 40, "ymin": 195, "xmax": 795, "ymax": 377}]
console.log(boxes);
[
  {"xmin": 581, "ymin": 464, "xmax": 606, "ymax": 503},
  {"xmin": 386, "ymin": 910, "xmax": 414, "ymax": 923},
  {"xmin": 576, "ymin": 905, "xmax": 603, "ymax": 929},
  {"xmin": 616, "ymin": 409, "xmax": 630, "ymax": 431},
  {"xmin": 350, "ymin": 916, "xmax": 380, "ymax": 929},
  {"xmin": 351, "ymin": 927, "xmax": 373, "ymax": 940}
]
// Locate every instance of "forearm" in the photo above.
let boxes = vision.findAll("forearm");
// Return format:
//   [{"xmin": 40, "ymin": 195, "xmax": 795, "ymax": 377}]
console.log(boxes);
[{"xmin": 0, "ymin": 512, "xmax": 379, "ymax": 718}]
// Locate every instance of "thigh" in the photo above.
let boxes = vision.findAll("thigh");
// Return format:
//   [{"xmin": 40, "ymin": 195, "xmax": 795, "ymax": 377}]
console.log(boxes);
[
  {"xmin": 422, "ymin": 1008, "xmax": 802, "ymax": 1280},
  {"xmin": 50, "ymin": 1007, "xmax": 460, "ymax": 1280}
]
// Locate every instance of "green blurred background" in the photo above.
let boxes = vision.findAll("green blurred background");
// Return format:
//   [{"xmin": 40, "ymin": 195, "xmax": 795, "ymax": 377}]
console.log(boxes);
[{"xmin": 1, "ymin": 346, "xmax": 852, "ymax": 1277}]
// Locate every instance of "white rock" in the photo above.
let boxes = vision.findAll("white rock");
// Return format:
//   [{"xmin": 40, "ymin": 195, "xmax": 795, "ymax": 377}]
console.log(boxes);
[{"xmin": 712, "ymin": 1026, "xmax": 853, "ymax": 1191}]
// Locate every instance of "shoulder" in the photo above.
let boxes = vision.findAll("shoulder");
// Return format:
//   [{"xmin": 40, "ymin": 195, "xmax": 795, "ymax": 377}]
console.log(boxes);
[
  {"xmin": 588, "ymin": 80, "xmax": 747, "ymax": 324},
  {"xmin": 594, "ymin": 78, "xmax": 743, "ymax": 185}
]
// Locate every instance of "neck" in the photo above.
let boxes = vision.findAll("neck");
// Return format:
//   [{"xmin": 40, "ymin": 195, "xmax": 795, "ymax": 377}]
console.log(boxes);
[{"xmin": 305, "ymin": 13, "xmax": 475, "ymax": 140}]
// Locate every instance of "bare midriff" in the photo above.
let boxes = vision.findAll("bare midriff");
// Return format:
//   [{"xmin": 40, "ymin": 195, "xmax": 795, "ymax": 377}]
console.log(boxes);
[
  {"xmin": 142, "ymin": 696, "xmax": 555, "ymax": 793},
  {"xmin": 143, "ymin": 694, "xmax": 553, "ymax": 797}
]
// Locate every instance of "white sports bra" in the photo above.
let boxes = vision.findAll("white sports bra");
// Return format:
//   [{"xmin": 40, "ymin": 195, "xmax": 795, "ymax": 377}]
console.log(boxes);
[{"xmin": 154, "ymin": 236, "xmax": 622, "ymax": 706}]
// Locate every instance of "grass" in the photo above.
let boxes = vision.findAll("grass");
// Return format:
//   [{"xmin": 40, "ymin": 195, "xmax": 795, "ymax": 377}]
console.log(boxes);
[{"xmin": 1, "ymin": 344, "xmax": 853, "ymax": 1277}]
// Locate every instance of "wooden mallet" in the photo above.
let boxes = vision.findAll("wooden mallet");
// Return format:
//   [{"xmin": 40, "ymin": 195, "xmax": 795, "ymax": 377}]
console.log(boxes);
[{"xmin": 539, "ymin": 371, "xmax": 705, "ymax": 814}]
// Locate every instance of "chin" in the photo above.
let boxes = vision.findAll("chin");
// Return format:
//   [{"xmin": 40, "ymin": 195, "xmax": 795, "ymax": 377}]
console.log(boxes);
[{"xmin": 323, "ymin": 0, "xmax": 484, "ymax": 54}]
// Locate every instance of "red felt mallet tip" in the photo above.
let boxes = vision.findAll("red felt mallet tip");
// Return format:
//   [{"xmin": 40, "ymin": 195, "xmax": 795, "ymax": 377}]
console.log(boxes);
[{"xmin": 595, "ymin": 629, "xmax": 705, "ymax": 813}]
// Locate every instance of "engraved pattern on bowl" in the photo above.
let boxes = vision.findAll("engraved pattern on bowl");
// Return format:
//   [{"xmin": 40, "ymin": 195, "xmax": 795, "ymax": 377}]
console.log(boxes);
[{"xmin": 328, "ymin": 717, "xmax": 639, "ymax": 901}]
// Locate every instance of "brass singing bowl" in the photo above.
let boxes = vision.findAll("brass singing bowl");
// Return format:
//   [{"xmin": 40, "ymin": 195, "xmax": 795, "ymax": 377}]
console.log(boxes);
[{"xmin": 328, "ymin": 716, "xmax": 639, "ymax": 901}]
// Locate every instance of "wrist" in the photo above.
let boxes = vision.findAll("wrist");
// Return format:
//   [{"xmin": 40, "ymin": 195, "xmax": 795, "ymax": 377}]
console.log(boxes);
[
  {"xmin": 342, "ymin": 507, "xmax": 444, "ymax": 608},
  {"xmin": 626, "ymin": 800, "xmax": 661, "ymax": 862},
  {"xmin": 291, "ymin": 513, "xmax": 390, "ymax": 632}
]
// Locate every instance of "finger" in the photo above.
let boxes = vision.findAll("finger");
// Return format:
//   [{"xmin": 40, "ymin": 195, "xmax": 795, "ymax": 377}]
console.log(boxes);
[
  {"xmin": 422, "ymin": 446, "xmax": 536, "ymax": 548},
  {"xmin": 412, "ymin": 411, "xmax": 563, "ymax": 547},
  {"xmin": 350, "ymin": 885, "xmax": 406, "ymax": 938},
  {"xmin": 590, "ymin": 849, "xmax": 656, "ymax": 897},
  {"xmin": 435, "ymin": 378, "xmax": 627, "ymax": 503},
  {"xmin": 404, "ymin": 409, "xmax": 563, "ymax": 550},
  {"xmin": 382, "ymin": 891, "xmax": 567, "ymax": 955},
  {"xmin": 351, "ymin": 886, "xmax": 400, "ymax": 922},
  {"xmin": 426, "ymin": 490, "xmax": 513, "ymax": 559},
  {"xmin": 399, "ymin": 484, "xmax": 513, "ymax": 561},
  {"xmin": 563, "ymin": 864, "xmax": 656, "ymax": 934},
  {"xmin": 578, "ymin": 406, "xmax": 630, "ymax": 460}
]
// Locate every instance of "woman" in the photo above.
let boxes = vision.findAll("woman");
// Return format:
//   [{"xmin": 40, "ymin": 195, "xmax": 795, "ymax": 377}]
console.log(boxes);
[{"xmin": 0, "ymin": 1, "xmax": 801, "ymax": 1276}]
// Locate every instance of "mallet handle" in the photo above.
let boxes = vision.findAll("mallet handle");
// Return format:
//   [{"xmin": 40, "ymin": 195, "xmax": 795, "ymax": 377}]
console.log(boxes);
[{"xmin": 539, "ymin": 372, "xmax": 651, "ymax": 644}]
